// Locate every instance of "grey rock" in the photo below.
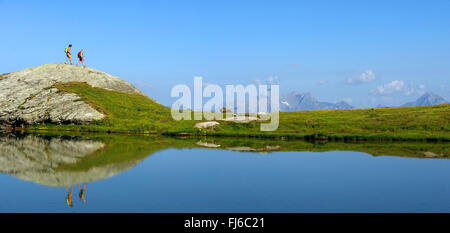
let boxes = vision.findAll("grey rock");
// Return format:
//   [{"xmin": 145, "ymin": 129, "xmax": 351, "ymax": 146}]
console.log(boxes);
[
  {"xmin": 195, "ymin": 121, "xmax": 220, "ymax": 128},
  {"xmin": 0, "ymin": 63, "xmax": 146, "ymax": 126},
  {"xmin": 423, "ymin": 151, "xmax": 438, "ymax": 158},
  {"xmin": 223, "ymin": 116, "xmax": 260, "ymax": 123}
]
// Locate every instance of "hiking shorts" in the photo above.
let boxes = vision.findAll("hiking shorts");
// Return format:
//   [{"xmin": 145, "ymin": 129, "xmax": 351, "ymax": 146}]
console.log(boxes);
[{"xmin": 78, "ymin": 57, "xmax": 83, "ymax": 61}]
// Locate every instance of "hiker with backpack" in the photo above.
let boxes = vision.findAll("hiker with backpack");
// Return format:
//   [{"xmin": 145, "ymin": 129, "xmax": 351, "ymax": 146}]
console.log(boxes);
[
  {"xmin": 76, "ymin": 49, "xmax": 86, "ymax": 68},
  {"xmin": 64, "ymin": 44, "xmax": 73, "ymax": 65}
]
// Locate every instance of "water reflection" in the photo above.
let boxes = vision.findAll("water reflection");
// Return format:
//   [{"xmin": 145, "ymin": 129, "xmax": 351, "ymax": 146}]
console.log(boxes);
[
  {"xmin": 0, "ymin": 134, "xmax": 143, "ymax": 187},
  {"xmin": 0, "ymin": 133, "xmax": 448, "ymax": 209},
  {"xmin": 78, "ymin": 183, "xmax": 87, "ymax": 203},
  {"xmin": 66, "ymin": 185, "xmax": 74, "ymax": 208},
  {"xmin": 66, "ymin": 184, "xmax": 87, "ymax": 207}
]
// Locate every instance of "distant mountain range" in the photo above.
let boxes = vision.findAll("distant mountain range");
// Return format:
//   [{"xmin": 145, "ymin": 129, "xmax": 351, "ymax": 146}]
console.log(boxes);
[
  {"xmin": 376, "ymin": 104, "xmax": 390, "ymax": 108},
  {"xmin": 230, "ymin": 91, "xmax": 447, "ymax": 113},
  {"xmin": 280, "ymin": 91, "xmax": 354, "ymax": 111},
  {"xmin": 402, "ymin": 92, "xmax": 448, "ymax": 107}
]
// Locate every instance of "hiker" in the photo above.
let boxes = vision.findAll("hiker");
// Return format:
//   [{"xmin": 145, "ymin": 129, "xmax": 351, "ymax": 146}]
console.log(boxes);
[
  {"xmin": 76, "ymin": 49, "xmax": 86, "ymax": 68},
  {"xmin": 66, "ymin": 185, "xmax": 74, "ymax": 207},
  {"xmin": 78, "ymin": 183, "xmax": 87, "ymax": 203},
  {"xmin": 64, "ymin": 44, "xmax": 73, "ymax": 65}
]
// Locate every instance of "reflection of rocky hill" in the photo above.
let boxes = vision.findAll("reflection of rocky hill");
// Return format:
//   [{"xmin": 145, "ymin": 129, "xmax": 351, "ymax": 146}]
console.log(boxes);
[
  {"xmin": 14, "ymin": 161, "xmax": 140, "ymax": 187},
  {"xmin": 0, "ymin": 134, "xmax": 140, "ymax": 187},
  {"xmin": 0, "ymin": 135, "xmax": 104, "ymax": 172},
  {"xmin": 0, "ymin": 133, "xmax": 447, "ymax": 187}
]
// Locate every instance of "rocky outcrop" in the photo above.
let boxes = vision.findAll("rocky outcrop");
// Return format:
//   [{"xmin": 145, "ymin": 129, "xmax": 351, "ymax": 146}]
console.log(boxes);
[
  {"xmin": 195, "ymin": 121, "xmax": 220, "ymax": 129},
  {"xmin": 0, "ymin": 63, "xmax": 145, "ymax": 126},
  {"xmin": 223, "ymin": 116, "xmax": 260, "ymax": 123},
  {"xmin": 423, "ymin": 151, "xmax": 438, "ymax": 158}
]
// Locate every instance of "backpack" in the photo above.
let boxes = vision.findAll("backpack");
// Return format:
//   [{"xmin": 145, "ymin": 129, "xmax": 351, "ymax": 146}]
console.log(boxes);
[
  {"xmin": 65, "ymin": 47, "xmax": 68, "ymax": 53},
  {"xmin": 78, "ymin": 51, "xmax": 82, "ymax": 58}
]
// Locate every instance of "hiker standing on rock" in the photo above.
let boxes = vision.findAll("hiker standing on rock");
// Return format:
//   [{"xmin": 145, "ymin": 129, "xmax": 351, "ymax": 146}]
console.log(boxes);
[
  {"xmin": 76, "ymin": 49, "xmax": 86, "ymax": 68},
  {"xmin": 64, "ymin": 44, "xmax": 73, "ymax": 65}
]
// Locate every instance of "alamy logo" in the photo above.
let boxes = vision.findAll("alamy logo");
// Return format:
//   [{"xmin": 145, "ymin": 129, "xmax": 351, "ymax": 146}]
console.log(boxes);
[{"xmin": 171, "ymin": 77, "xmax": 279, "ymax": 131}]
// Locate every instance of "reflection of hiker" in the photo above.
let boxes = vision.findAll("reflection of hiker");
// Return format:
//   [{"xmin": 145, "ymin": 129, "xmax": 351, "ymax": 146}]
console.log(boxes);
[
  {"xmin": 64, "ymin": 44, "xmax": 73, "ymax": 65},
  {"xmin": 76, "ymin": 49, "xmax": 86, "ymax": 68},
  {"xmin": 78, "ymin": 183, "xmax": 87, "ymax": 203},
  {"xmin": 66, "ymin": 185, "xmax": 74, "ymax": 207}
]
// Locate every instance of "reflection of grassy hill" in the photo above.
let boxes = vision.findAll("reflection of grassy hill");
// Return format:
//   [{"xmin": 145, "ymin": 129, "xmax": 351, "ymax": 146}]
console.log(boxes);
[
  {"xmin": 0, "ymin": 133, "xmax": 199, "ymax": 186},
  {"xmin": 2, "ymin": 132, "xmax": 447, "ymax": 187},
  {"xmin": 25, "ymin": 82, "xmax": 449, "ymax": 141},
  {"xmin": 194, "ymin": 137, "xmax": 449, "ymax": 158},
  {"xmin": 56, "ymin": 134, "xmax": 194, "ymax": 171},
  {"xmin": 38, "ymin": 132, "xmax": 449, "ymax": 160}
]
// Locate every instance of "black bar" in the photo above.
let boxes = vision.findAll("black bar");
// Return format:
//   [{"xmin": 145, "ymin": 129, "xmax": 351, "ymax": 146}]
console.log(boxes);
[{"xmin": 1, "ymin": 213, "xmax": 449, "ymax": 232}]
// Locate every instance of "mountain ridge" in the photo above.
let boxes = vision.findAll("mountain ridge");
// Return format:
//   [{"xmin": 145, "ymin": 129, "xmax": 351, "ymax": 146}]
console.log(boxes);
[
  {"xmin": 280, "ymin": 91, "xmax": 354, "ymax": 111},
  {"xmin": 402, "ymin": 92, "xmax": 448, "ymax": 107}
]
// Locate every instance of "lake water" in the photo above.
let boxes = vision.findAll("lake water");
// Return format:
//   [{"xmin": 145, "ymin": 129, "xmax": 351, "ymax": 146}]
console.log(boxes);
[{"xmin": 0, "ymin": 133, "xmax": 449, "ymax": 213}]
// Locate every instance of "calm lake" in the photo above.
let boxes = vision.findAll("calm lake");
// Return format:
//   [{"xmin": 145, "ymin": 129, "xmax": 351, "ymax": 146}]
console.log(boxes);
[{"xmin": 0, "ymin": 133, "xmax": 449, "ymax": 213}]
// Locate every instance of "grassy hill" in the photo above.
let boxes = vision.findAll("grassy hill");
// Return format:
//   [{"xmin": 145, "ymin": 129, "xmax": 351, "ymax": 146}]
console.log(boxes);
[{"xmin": 25, "ymin": 82, "xmax": 450, "ymax": 141}]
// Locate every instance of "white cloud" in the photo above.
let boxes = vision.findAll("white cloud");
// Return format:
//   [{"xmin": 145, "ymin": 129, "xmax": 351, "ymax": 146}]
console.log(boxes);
[
  {"xmin": 372, "ymin": 80, "xmax": 425, "ymax": 96},
  {"xmin": 346, "ymin": 70, "xmax": 376, "ymax": 84},
  {"xmin": 418, "ymin": 84, "xmax": 426, "ymax": 94},
  {"xmin": 376, "ymin": 80, "xmax": 405, "ymax": 95},
  {"xmin": 318, "ymin": 80, "xmax": 326, "ymax": 85},
  {"xmin": 341, "ymin": 97, "xmax": 353, "ymax": 103},
  {"xmin": 253, "ymin": 76, "xmax": 280, "ymax": 85}
]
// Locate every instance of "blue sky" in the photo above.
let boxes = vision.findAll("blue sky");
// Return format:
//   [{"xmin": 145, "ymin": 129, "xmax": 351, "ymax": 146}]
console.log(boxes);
[{"xmin": 1, "ymin": 0, "xmax": 449, "ymax": 107}]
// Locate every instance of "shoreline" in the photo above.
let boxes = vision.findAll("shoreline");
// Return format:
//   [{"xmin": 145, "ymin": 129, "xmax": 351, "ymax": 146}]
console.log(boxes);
[
  {"xmin": 1, "ymin": 75, "xmax": 448, "ymax": 143},
  {"xmin": 6, "ymin": 126, "xmax": 449, "ymax": 142},
  {"xmin": 1, "ymin": 130, "xmax": 448, "ymax": 160}
]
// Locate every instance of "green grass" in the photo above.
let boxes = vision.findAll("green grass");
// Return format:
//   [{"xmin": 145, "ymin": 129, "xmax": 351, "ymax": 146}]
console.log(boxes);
[
  {"xmin": 41, "ymin": 82, "xmax": 196, "ymax": 134},
  {"xmin": 0, "ymin": 73, "xmax": 9, "ymax": 80},
  {"xmin": 25, "ymin": 82, "xmax": 450, "ymax": 141}
]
